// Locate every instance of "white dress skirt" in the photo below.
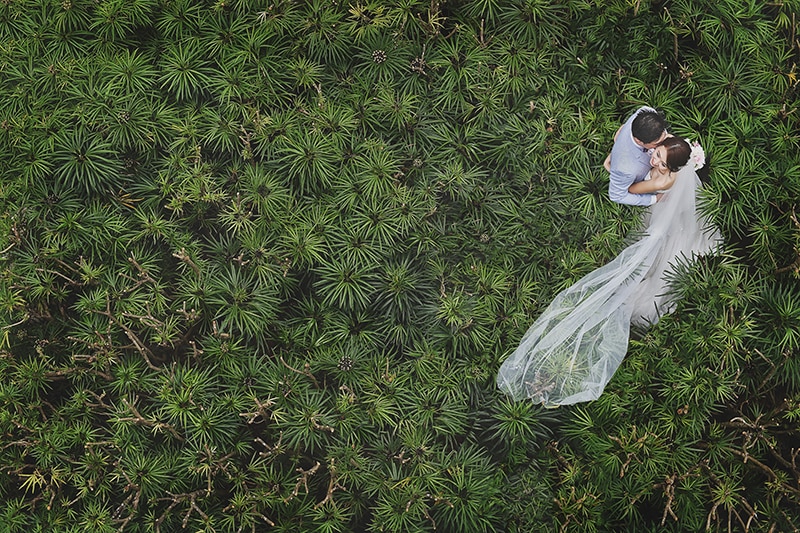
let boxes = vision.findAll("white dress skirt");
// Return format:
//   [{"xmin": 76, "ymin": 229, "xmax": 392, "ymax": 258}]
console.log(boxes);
[{"xmin": 497, "ymin": 165, "xmax": 722, "ymax": 406}]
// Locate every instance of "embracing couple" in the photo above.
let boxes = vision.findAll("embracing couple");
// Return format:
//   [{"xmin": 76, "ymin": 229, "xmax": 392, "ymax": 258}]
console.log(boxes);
[
  {"xmin": 497, "ymin": 106, "xmax": 721, "ymax": 407},
  {"xmin": 605, "ymin": 106, "xmax": 692, "ymax": 207}
]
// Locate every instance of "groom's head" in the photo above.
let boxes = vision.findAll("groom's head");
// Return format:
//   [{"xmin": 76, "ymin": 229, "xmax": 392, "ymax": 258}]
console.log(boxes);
[{"xmin": 632, "ymin": 110, "xmax": 668, "ymax": 149}]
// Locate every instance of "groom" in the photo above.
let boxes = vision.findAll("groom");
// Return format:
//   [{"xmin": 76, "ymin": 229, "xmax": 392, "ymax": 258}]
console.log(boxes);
[{"xmin": 604, "ymin": 106, "xmax": 669, "ymax": 206}]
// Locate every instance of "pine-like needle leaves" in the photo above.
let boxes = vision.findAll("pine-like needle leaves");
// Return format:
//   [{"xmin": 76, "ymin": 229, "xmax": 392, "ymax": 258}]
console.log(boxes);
[{"xmin": 1, "ymin": 1, "xmax": 799, "ymax": 532}]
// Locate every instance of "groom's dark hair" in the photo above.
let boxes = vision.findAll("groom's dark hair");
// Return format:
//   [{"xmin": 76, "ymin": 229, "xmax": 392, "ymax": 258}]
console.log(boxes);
[{"xmin": 631, "ymin": 110, "xmax": 668, "ymax": 143}]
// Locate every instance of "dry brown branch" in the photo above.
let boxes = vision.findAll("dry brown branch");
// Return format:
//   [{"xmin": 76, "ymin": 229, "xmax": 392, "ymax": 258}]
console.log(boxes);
[
  {"xmin": 112, "ymin": 486, "xmax": 141, "ymax": 532},
  {"xmin": 338, "ymin": 384, "xmax": 356, "ymax": 402},
  {"xmin": 474, "ymin": 18, "xmax": 492, "ymax": 47},
  {"xmin": 314, "ymin": 458, "xmax": 345, "ymax": 510},
  {"xmin": 85, "ymin": 390, "xmax": 112, "ymax": 410},
  {"xmin": 155, "ymin": 489, "xmax": 208, "ymax": 533},
  {"xmin": 761, "ymin": 439, "xmax": 800, "ymax": 479},
  {"xmin": 754, "ymin": 348, "xmax": 787, "ymax": 393},
  {"xmin": 95, "ymin": 297, "xmax": 161, "ymax": 371},
  {"xmin": 254, "ymin": 433, "xmax": 284, "ymax": 459},
  {"xmin": 310, "ymin": 415, "xmax": 335, "ymax": 433},
  {"xmin": 738, "ymin": 496, "xmax": 758, "ymax": 532},
  {"xmin": 393, "ymin": 450, "xmax": 411, "ymax": 465},
  {"xmin": 221, "ymin": 499, "xmax": 275, "ymax": 529},
  {"xmin": 608, "ymin": 427, "xmax": 652, "ymax": 478},
  {"xmin": 417, "ymin": 0, "xmax": 443, "ymax": 37},
  {"xmin": 172, "ymin": 248, "xmax": 201, "ymax": 276},
  {"xmin": 283, "ymin": 462, "xmax": 321, "ymax": 503},
  {"xmin": 35, "ymin": 267, "xmax": 83, "ymax": 286},
  {"xmin": 778, "ymin": 507, "xmax": 800, "ymax": 532},
  {"xmin": 609, "ymin": 435, "xmax": 636, "ymax": 478},
  {"xmin": 178, "ymin": 302, "xmax": 200, "ymax": 323},
  {"xmin": 119, "ymin": 397, "xmax": 184, "ymax": 442},
  {"xmin": 775, "ymin": 248, "xmax": 800, "ymax": 275},
  {"xmin": 239, "ymin": 124, "xmax": 254, "ymax": 156},
  {"xmin": 119, "ymin": 311, "xmax": 164, "ymax": 330},
  {"xmin": 2, "ymin": 439, "xmax": 35, "ymax": 451},
  {"xmin": 660, "ymin": 474, "xmax": 679, "ymax": 526},
  {"xmin": 128, "ymin": 254, "xmax": 157, "ymax": 284},
  {"xmin": 775, "ymin": 206, "xmax": 800, "ymax": 275},
  {"xmin": 47, "ymin": 366, "xmax": 114, "ymax": 382},
  {"xmin": 239, "ymin": 397, "xmax": 276, "ymax": 425},
  {"xmin": 280, "ymin": 355, "xmax": 320, "ymax": 388},
  {"xmin": 706, "ymin": 499, "xmax": 722, "ymax": 531},
  {"xmin": 727, "ymin": 447, "xmax": 800, "ymax": 498},
  {"xmin": 422, "ymin": 506, "xmax": 436, "ymax": 530},
  {"xmin": 1, "ymin": 315, "xmax": 29, "ymax": 332},
  {"xmin": 192, "ymin": 445, "xmax": 237, "ymax": 495},
  {"xmin": 211, "ymin": 320, "xmax": 230, "ymax": 339}
]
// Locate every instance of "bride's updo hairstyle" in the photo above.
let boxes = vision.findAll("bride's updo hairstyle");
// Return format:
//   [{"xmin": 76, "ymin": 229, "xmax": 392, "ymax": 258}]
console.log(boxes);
[{"xmin": 658, "ymin": 136, "xmax": 691, "ymax": 172}]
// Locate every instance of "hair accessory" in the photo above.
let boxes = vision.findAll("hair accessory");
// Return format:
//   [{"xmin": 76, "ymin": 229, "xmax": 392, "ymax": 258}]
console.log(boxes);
[{"xmin": 689, "ymin": 140, "xmax": 705, "ymax": 171}]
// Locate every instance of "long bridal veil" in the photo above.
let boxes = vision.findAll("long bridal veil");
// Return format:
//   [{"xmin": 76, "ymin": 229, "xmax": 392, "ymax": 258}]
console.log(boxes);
[{"xmin": 497, "ymin": 164, "xmax": 722, "ymax": 406}]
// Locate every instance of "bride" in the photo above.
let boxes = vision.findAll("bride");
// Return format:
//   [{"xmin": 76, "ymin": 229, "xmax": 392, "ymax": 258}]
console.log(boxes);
[{"xmin": 497, "ymin": 136, "xmax": 722, "ymax": 406}]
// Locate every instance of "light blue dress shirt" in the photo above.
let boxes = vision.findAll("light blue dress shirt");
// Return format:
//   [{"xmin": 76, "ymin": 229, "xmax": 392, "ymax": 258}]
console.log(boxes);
[{"xmin": 608, "ymin": 106, "xmax": 657, "ymax": 206}]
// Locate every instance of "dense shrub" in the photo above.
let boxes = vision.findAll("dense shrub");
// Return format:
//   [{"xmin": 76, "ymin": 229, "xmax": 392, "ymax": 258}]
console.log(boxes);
[{"xmin": 1, "ymin": 0, "xmax": 799, "ymax": 531}]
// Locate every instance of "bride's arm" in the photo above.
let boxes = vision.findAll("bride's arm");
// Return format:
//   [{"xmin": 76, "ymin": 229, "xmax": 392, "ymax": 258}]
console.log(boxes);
[{"xmin": 628, "ymin": 170, "xmax": 675, "ymax": 194}]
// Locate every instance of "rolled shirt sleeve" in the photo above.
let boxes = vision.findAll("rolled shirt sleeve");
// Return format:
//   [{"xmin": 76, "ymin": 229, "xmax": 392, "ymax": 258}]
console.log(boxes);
[
  {"xmin": 608, "ymin": 169, "xmax": 657, "ymax": 206},
  {"xmin": 607, "ymin": 107, "xmax": 657, "ymax": 206}
]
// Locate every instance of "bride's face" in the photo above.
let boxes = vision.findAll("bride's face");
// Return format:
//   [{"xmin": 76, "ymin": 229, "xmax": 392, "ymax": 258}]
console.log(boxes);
[{"xmin": 650, "ymin": 146, "xmax": 669, "ymax": 172}]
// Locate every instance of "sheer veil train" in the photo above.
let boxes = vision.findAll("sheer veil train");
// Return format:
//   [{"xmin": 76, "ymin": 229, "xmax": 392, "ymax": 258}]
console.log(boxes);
[{"xmin": 497, "ymin": 161, "xmax": 722, "ymax": 407}]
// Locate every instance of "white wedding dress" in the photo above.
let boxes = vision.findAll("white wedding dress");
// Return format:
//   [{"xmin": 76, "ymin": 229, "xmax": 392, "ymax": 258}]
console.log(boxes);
[{"xmin": 497, "ymin": 164, "xmax": 722, "ymax": 406}]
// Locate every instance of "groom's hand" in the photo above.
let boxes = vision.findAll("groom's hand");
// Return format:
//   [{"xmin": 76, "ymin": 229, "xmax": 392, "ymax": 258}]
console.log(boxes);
[{"xmin": 656, "ymin": 193, "xmax": 664, "ymax": 202}]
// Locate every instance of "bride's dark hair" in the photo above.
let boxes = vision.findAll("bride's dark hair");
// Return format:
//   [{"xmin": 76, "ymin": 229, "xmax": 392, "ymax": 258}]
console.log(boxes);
[{"xmin": 659, "ymin": 136, "xmax": 691, "ymax": 172}]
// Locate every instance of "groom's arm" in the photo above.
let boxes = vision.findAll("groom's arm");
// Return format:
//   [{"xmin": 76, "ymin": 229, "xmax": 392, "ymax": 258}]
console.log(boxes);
[
  {"xmin": 608, "ymin": 169, "xmax": 657, "ymax": 206},
  {"xmin": 602, "ymin": 125, "xmax": 624, "ymax": 171}
]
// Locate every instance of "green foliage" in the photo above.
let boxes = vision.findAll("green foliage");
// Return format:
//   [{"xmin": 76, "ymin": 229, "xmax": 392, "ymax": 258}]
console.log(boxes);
[{"xmin": 1, "ymin": 0, "xmax": 799, "ymax": 532}]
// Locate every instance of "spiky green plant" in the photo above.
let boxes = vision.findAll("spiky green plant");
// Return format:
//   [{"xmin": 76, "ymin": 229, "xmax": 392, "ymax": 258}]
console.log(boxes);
[{"xmin": 1, "ymin": 1, "xmax": 800, "ymax": 532}]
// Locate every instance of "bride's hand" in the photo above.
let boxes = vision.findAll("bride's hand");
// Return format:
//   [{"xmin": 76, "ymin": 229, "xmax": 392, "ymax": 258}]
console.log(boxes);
[
  {"xmin": 650, "ymin": 172, "xmax": 676, "ymax": 191},
  {"xmin": 628, "ymin": 170, "xmax": 676, "ymax": 195}
]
